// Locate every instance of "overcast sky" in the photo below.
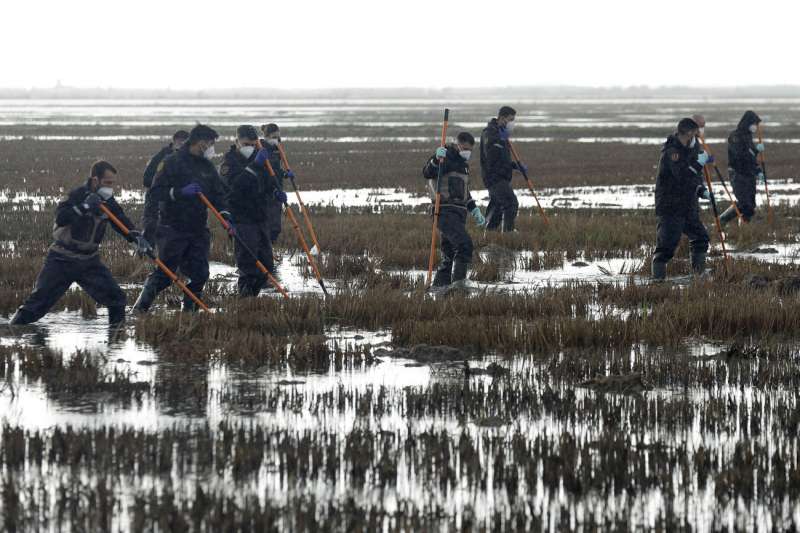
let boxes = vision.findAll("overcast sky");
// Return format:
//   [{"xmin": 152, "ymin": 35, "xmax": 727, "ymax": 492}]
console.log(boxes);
[{"xmin": 2, "ymin": 0, "xmax": 795, "ymax": 89}]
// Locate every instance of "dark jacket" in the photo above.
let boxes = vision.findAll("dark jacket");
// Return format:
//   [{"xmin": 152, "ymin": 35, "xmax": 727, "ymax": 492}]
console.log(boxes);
[
  {"xmin": 655, "ymin": 134, "xmax": 706, "ymax": 217},
  {"xmin": 422, "ymin": 144, "xmax": 477, "ymax": 211},
  {"xmin": 149, "ymin": 145, "xmax": 228, "ymax": 233},
  {"xmin": 727, "ymin": 110, "xmax": 762, "ymax": 178},
  {"xmin": 221, "ymin": 145, "xmax": 279, "ymax": 224},
  {"xmin": 51, "ymin": 184, "xmax": 135, "ymax": 259},
  {"xmin": 143, "ymin": 144, "xmax": 175, "ymax": 188},
  {"xmin": 480, "ymin": 118, "xmax": 515, "ymax": 188}
]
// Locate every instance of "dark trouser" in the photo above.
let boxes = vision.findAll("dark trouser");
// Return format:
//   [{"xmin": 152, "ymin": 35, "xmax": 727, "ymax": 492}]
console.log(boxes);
[
  {"xmin": 720, "ymin": 173, "xmax": 756, "ymax": 224},
  {"xmin": 265, "ymin": 198, "xmax": 283, "ymax": 244},
  {"xmin": 141, "ymin": 189, "xmax": 160, "ymax": 247},
  {"xmin": 433, "ymin": 207, "xmax": 473, "ymax": 287},
  {"xmin": 136, "ymin": 225, "xmax": 210, "ymax": 311},
  {"xmin": 234, "ymin": 222, "xmax": 275, "ymax": 297},
  {"xmin": 17, "ymin": 251, "xmax": 126, "ymax": 323},
  {"xmin": 652, "ymin": 213, "xmax": 709, "ymax": 278},
  {"xmin": 485, "ymin": 181, "xmax": 518, "ymax": 232}
]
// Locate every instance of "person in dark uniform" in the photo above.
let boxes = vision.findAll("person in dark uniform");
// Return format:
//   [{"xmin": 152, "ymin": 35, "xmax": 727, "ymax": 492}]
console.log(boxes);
[
  {"xmin": 260, "ymin": 123, "xmax": 295, "ymax": 245},
  {"xmin": 10, "ymin": 161, "xmax": 151, "ymax": 325},
  {"xmin": 651, "ymin": 118, "xmax": 713, "ymax": 280},
  {"xmin": 423, "ymin": 131, "xmax": 485, "ymax": 289},
  {"xmin": 220, "ymin": 125, "xmax": 287, "ymax": 296},
  {"xmin": 133, "ymin": 124, "xmax": 232, "ymax": 313},
  {"xmin": 480, "ymin": 106, "xmax": 527, "ymax": 232},
  {"xmin": 719, "ymin": 110, "xmax": 764, "ymax": 225},
  {"xmin": 141, "ymin": 130, "xmax": 189, "ymax": 246}
]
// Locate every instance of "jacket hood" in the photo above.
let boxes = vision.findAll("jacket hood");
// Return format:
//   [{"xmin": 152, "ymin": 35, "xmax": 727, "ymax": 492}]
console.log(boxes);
[{"xmin": 737, "ymin": 110, "xmax": 761, "ymax": 132}]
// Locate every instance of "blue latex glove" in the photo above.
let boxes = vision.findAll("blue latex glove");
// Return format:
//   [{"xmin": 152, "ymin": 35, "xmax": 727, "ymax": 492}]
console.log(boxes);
[
  {"xmin": 516, "ymin": 162, "xmax": 529, "ymax": 175},
  {"xmin": 498, "ymin": 127, "xmax": 510, "ymax": 141},
  {"xmin": 471, "ymin": 207, "xmax": 486, "ymax": 226},
  {"xmin": 435, "ymin": 147, "xmax": 447, "ymax": 159},
  {"xmin": 700, "ymin": 189, "xmax": 714, "ymax": 202},
  {"xmin": 80, "ymin": 192, "xmax": 103, "ymax": 214},
  {"xmin": 697, "ymin": 152, "xmax": 710, "ymax": 166},
  {"xmin": 755, "ymin": 143, "xmax": 765, "ymax": 153},
  {"xmin": 286, "ymin": 169, "xmax": 296, "ymax": 180},
  {"xmin": 254, "ymin": 148, "xmax": 271, "ymax": 167},
  {"xmin": 180, "ymin": 183, "xmax": 202, "ymax": 197},
  {"xmin": 128, "ymin": 231, "xmax": 154, "ymax": 257},
  {"xmin": 273, "ymin": 190, "xmax": 288, "ymax": 204},
  {"xmin": 757, "ymin": 172, "xmax": 766, "ymax": 184}
]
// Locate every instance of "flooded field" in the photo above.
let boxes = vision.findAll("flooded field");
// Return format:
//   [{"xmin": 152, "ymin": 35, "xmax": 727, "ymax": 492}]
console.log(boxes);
[{"xmin": 1, "ymin": 96, "xmax": 800, "ymax": 531}]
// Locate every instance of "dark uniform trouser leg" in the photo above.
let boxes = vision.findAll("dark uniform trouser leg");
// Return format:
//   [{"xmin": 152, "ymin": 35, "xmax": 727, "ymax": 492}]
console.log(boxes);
[
  {"xmin": 731, "ymin": 174, "xmax": 756, "ymax": 222},
  {"xmin": 684, "ymin": 213, "xmax": 710, "ymax": 274},
  {"xmin": 141, "ymin": 189, "xmax": 160, "ymax": 248},
  {"xmin": 485, "ymin": 181, "xmax": 519, "ymax": 232},
  {"xmin": 16, "ymin": 252, "xmax": 78, "ymax": 323},
  {"xmin": 437, "ymin": 209, "xmax": 473, "ymax": 284},
  {"xmin": 265, "ymin": 198, "xmax": 283, "ymax": 244},
  {"xmin": 235, "ymin": 223, "xmax": 274, "ymax": 297},
  {"xmin": 76, "ymin": 256, "xmax": 127, "ymax": 323},
  {"xmin": 136, "ymin": 227, "xmax": 210, "ymax": 312},
  {"xmin": 17, "ymin": 252, "xmax": 125, "ymax": 324}
]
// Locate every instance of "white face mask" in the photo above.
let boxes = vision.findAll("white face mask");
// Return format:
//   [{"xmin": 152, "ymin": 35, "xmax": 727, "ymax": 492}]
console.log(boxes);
[
  {"xmin": 203, "ymin": 145, "xmax": 216, "ymax": 160},
  {"xmin": 688, "ymin": 137, "xmax": 697, "ymax": 148},
  {"xmin": 698, "ymin": 127, "xmax": 705, "ymax": 136},
  {"xmin": 504, "ymin": 121, "xmax": 515, "ymax": 132},
  {"xmin": 266, "ymin": 138, "xmax": 280, "ymax": 147},
  {"xmin": 459, "ymin": 150, "xmax": 472, "ymax": 161},
  {"xmin": 97, "ymin": 187, "xmax": 113, "ymax": 200},
  {"xmin": 239, "ymin": 145, "xmax": 255, "ymax": 158},
  {"xmin": 749, "ymin": 124, "xmax": 758, "ymax": 134}
]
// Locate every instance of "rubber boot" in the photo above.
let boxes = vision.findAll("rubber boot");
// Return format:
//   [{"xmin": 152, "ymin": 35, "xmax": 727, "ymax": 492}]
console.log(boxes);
[
  {"xmin": 691, "ymin": 252, "xmax": 707, "ymax": 276},
  {"xmin": 719, "ymin": 206, "xmax": 737, "ymax": 226},
  {"xmin": 9, "ymin": 307, "xmax": 37, "ymax": 325},
  {"xmin": 132, "ymin": 278, "xmax": 159, "ymax": 314},
  {"xmin": 108, "ymin": 305, "xmax": 126, "ymax": 326},
  {"xmin": 449, "ymin": 261, "xmax": 470, "ymax": 290},
  {"xmin": 651, "ymin": 260, "xmax": 667, "ymax": 281},
  {"xmin": 183, "ymin": 291, "xmax": 203, "ymax": 312},
  {"xmin": 431, "ymin": 260, "xmax": 453, "ymax": 289}
]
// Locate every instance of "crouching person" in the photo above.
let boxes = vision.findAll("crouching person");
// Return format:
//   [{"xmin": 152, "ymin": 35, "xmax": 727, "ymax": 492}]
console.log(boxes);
[
  {"xmin": 652, "ymin": 118, "xmax": 711, "ymax": 280},
  {"xmin": 10, "ymin": 161, "xmax": 151, "ymax": 325},
  {"xmin": 221, "ymin": 125, "xmax": 287, "ymax": 297},
  {"xmin": 423, "ymin": 132, "xmax": 485, "ymax": 289}
]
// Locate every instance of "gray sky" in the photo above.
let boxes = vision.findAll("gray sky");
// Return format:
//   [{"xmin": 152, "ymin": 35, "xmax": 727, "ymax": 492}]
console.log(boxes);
[{"xmin": 2, "ymin": 0, "xmax": 795, "ymax": 89}]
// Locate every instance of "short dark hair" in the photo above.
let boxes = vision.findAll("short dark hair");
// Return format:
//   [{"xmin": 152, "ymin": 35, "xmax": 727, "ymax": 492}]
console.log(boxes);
[
  {"xmin": 90, "ymin": 160, "xmax": 117, "ymax": 179},
  {"xmin": 498, "ymin": 106, "xmax": 517, "ymax": 119},
  {"xmin": 677, "ymin": 118, "xmax": 699, "ymax": 135},
  {"xmin": 236, "ymin": 125, "xmax": 259, "ymax": 140},
  {"xmin": 173, "ymin": 130, "xmax": 190, "ymax": 142},
  {"xmin": 188, "ymin": 124, "xmax": 219, "ymax": 145},
  {"xmin": 261, "ymin": 123, "xmax": 280, "ymax": 135},
  {"xmin": 456, "ymin": 132, "xmax": 475, "ymax": 146}
]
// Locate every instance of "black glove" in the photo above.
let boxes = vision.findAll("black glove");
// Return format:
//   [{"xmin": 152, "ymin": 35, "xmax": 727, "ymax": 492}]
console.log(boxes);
[
  {"xmin": 79, "ymin": 193, "xmax": 103, "ymax": 214},
  {"xmin": 128, "ymin": 230, "xmax": 154, "ymax": 258}
]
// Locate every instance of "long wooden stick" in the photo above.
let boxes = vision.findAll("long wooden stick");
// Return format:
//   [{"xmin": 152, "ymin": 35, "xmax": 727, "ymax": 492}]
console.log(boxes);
[
  {"xmin": 426, "ymin": 108, "xmax": 449, "ymax": 288},
  {"xmin": 756, "ymin": 123, "xmax": 774, "ymax": 225},
  {"xmin": 701, "ymin": 165, "xmax": 731, "ymax": 272},
  {"xmin": 99, "ymin": 204, "xmax": 210, "ymax": 312},
  {"xmin": 698, "ymin": 135, "xmax": 743, "ymax": 222},
  {"xmin": 508, "ymin": 140, "xmax": 549, "ymax": 225},
  {"xmin": 276, "ymin": 143, "xmax": 321, "ymax": 254},
  {"xmin": 197, "ymin": 193, "xmax": 289, "ymax": 299}
]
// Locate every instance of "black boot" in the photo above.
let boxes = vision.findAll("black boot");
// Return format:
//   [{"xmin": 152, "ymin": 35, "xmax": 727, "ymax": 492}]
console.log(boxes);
[
  {"xmin": 183, "ymin": 291, "xmax": 203, "ymax": 312},
  {"xmin": 450, "ymin": 260, "xmax": 470, "ymax": 289},
  {"xmin": 691, "ymin": 252, "xmax": 707, "ymax": 275},
  {"xmin": 651, "ymin": 260, "xmax": 667, "ymax": 281},
  {"xmin": 9, "ymin": 307, "xmax": 37, "ymax": 325},
  {"xmin": 132, "ymin": 278, "xmax": 159, "ymax": 314},
  {"xmin": 431, "ymin": 260, "xmax": 453, "ymax": 288},
  {"xmin": 719, "ymin": 206, "xmax": 737, "ymax": 226},
  {"xmin": 108, "ymin": 305, "xmax": 126, "ymax": 325}
]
